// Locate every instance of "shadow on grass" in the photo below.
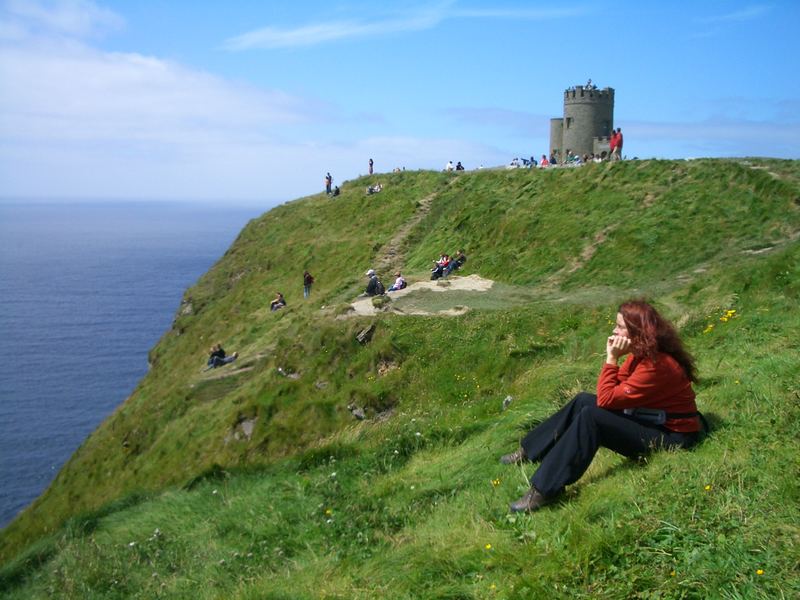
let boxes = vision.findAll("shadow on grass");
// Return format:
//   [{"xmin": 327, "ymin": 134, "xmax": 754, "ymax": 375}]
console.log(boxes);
[{"xmin": 0, "ymin": 535, "xmax": 58, "ymax": 592}]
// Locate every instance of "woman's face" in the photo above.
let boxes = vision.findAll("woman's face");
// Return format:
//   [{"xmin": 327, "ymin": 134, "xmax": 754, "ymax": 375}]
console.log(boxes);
[{"xmin": 613, "ymin": 312, "xmax": 630, "ymax": 338}]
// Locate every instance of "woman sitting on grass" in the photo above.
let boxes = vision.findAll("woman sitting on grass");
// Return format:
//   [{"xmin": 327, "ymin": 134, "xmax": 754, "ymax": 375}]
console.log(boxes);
[{"xmin": 501, "ymin": 300, "xmax": 703, "ymax": 512}]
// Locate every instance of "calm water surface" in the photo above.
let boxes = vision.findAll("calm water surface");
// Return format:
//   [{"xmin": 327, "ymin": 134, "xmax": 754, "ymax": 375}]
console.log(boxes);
[{"xmin": 0, "ymin": 201, "xmax": 262, "ymax": 527}]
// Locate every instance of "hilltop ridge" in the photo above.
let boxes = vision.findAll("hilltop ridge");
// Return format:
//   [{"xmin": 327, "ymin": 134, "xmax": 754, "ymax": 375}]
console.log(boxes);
[{"xmin": 1, "ymin": 159, "xmax": 798, "ymax": 598}]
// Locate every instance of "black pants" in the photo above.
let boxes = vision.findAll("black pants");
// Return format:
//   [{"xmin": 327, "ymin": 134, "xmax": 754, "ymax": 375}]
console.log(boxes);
[{"xmin": 521, "ymin": 392, "xmax": 698, "ymax": 497}]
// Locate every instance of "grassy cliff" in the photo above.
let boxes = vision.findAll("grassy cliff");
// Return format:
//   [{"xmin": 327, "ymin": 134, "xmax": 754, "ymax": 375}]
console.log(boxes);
[{"xmin": 2, "ymin": 159, "xmax": 799, "ymax": 598}]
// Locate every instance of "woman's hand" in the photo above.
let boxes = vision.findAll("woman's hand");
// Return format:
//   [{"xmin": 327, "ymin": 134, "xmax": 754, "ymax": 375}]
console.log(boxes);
[{"xmin": 606, "ymin": 335, "xmax": 632, "ymax": 364}]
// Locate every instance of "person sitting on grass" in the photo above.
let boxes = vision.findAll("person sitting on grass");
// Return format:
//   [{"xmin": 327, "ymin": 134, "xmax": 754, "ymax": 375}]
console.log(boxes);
[
  {"xmin": 430, "ymin": 254, "xmax": 450, "ymax": 280},
  {"xmin": 500, "ymin": 300, "xmax": 705, "ymax": 513},
  {"xmin": 444, "ymin": 249, "xmax": 467, "ymax": 276},
  {"xmin": 270, "ymin": 292, "xmax": 286, "ymax": 311},
  {"xmin": 204, "ymin": 344, "xmax": 238, "ymax": 371},
  {"xmin": 387, "ymin": 271, "xmax": 407, "ymax": 292},
  {"xmin": 363, "ymin": 269, "xmax": 384, "ymax": 296}
]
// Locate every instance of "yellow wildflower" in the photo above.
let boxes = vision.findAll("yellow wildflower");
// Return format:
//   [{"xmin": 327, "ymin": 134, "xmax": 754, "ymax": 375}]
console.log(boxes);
[
  {"xmin": 670, "ymin": 570, "xmax": 676, "ymax": 577},
  {"xmin": 485, "ymin": 543, "xmax": 492, "ymax": 550},
  {"xmin": 756, "ymin": 569, "xmax": 764, "ymax": 576},
  {"xmin": 704, "ymin": 484, "xmax": 712, "ymax": 491},
  {"xmin": 324, "ymin": 508, "xmax": 333, "ymax": 516}
]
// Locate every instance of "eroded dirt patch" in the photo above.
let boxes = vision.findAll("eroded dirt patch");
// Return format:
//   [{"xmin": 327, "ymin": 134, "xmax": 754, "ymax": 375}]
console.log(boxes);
[{"xmin": 347, "ymin": 274, "xmax": 495, "ymax": 316}]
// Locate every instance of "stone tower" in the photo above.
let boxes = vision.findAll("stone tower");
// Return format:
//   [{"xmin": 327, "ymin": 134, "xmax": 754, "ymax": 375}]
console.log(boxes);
[{"xmin": 549, "ymin": 84, "xmax": 614, "ymax": 161}]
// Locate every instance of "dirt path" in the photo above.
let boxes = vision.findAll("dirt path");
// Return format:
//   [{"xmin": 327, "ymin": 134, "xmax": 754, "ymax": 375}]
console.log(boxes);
[{"xmin": 373, "ymin": 178, "xmax": 460, "ymax": 274}]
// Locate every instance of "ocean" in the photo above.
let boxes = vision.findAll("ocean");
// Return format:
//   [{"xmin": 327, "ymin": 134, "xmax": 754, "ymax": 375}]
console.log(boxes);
[{"xmin": 0, "ymin": 201, "xmax": 262, "ymax": 527}]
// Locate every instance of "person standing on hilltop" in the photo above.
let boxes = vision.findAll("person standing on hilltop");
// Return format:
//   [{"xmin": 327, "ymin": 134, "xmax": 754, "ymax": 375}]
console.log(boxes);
[
  {"xmin": 303, "ymin": 270, "xmax": 315, "ymax": 298},
  {"xmin": 325, "ymin": 172, "xmax": 333, "ymax": 194},
  {"xmin": 609, "ymin": 129, "xmax": 618, "ymax": 161},
  {"xmin": 500, "ymin": 300, "xmax": 704, "ymax": 512},
  {"xmin": 613, "ymin": 128, "xmax": 623, "ymax": 160},
  {"xmin": 368, "ymin": 158, "xmax": 374, "ymax": 175}
]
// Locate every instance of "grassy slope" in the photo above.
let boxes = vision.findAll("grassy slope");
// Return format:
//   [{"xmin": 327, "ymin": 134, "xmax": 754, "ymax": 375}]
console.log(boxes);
[{"xmin": 1, "ymin": 160, "xmax": 799, "ymax": 598}]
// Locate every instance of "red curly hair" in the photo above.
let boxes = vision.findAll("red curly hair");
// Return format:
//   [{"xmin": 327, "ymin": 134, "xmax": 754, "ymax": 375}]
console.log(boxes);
[{"xmin": 619, "ymin": 300, "xmax": 698, "ymax": 383}]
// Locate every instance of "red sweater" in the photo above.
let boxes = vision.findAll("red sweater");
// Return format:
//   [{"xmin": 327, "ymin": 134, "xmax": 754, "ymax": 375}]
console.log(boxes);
[{"xmin": 596, "ymin": 353, "xmax": 699, "ymax": 432}]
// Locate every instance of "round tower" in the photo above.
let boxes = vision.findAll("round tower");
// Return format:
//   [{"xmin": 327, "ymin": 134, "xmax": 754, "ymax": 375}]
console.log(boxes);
[{"xmin": 561, "ymin": 86, "xmax": 614, "ymax": 158}]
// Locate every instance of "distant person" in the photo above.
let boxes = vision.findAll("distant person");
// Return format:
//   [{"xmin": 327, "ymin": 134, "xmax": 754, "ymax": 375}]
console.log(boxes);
[
  {"xmin": 530, "ymin": 156, "xmax": 537, "ymax": 168},
  {"xmin": 204, "ymin": 344, "xmax": 238, "ymax": 371},
  {"xmin": 613, "ymin": 128, "xmax": 623, "ymax": 160},
  {"xmin": 445, "ymin": 160, "xmax": 454, "ymax": 172},
  {"xmin": 540, "ymin": 154, "xmax": 549, "ymax": 167},
  {"xmin": 363, "ymin": 269, "xmax": 384, "ymax": 296},
  {"xmin": 270, "ymin": 292, "xmax": 286, "ymax": 311},
  {"xmin": 550, "ymin": 151, "xmax": 558, "ymax": 165},
  {"xmin": 430, "ymin": 253, "xmax": 450, "ymax": 280},
  {"xmin": 325, "ymin": 172, "xmax": 333, "ymax": 194},
  {"xmin": 455, "ymin": 161, "xmax": 465, "ymax": 171},
  {"xmin": 369, "ymin": 158, "xmax": 374, "ymax": 175},
  {"xmin": 609, "ymin": 130, "xmax": 619, "ymax": 161},
  {"xmin": 331, "ymin": 185, "xmax": 340, "ymax": 197},
  {"xmin": 303, "ymin": 271, "xmax": 314, "ymax": 298},
  {"xmin": 387, "ymin": 271, "xmax": 407, "ymax": 292},
  {"xmin": 444, "ymin": 249, "xmax": 467, "ymax": 276},
  {"xmin": 500, "ymin": 300, "xmax": 704, "ymax": 512},
  {"xmin": 366, "ymin": 183, "xmax": 383, "ymax": 195}
]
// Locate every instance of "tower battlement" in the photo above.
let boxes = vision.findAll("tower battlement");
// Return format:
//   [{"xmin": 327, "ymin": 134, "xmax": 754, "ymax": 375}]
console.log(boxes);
[{"xmin": 564, "ymin": 85, "xmax": 614, "ymax": 103}]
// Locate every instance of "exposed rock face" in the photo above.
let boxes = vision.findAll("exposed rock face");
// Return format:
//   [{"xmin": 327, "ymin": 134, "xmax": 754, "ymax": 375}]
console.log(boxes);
[
  {"xmin": 224, "ymin": 417, "xmax": 258, "ymax": 444},
  {"xmin": 347, "ymin": 404, "xmax": 366, "ymax": 420}
]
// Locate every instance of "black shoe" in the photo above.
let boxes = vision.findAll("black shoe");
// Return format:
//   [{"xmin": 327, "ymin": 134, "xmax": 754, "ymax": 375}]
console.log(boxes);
[
  {"xmin": 499, "ymin": 448, "xmax": 526, "ymax": 465},
  {"xmin": 509, "ymin": 487, "xmax": 555, "ymax": 513}
]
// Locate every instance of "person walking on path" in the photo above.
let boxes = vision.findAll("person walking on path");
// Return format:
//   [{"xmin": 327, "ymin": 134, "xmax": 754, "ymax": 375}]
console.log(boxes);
[
  {"xmin": 303, "ymin": 271, "xmax": 315, "ymax": 298},
  {"xmin": 325, "ymin": 172, "xmax": 333, "ymax": 194},
  {"xmin": 368, "ymin": 158, "xmax": 374, "ymax": 175},
  {"xmin": 500, "ymin": 300, "xmax": 703, "ymax": 513}
]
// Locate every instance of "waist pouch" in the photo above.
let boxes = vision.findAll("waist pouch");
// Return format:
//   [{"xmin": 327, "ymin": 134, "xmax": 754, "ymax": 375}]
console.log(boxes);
[{"xmin": 623, "ymin": 408, "xmax": 706, "ymax": 428}]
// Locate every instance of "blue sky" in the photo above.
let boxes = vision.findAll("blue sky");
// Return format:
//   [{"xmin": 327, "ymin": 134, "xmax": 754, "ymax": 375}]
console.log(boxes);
[{"xmin": 1, "ymin": 0, "xmax": 798, "ymax": 204}]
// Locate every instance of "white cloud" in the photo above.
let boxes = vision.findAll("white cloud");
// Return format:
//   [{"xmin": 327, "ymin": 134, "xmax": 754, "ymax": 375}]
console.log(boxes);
[
  {"xmin": 223, "ymin": 11, "xmax": 444, "ymax": 51},
  {"xmin": 0, "ymin": 1, "xmax": 345, "ymax": 201},
  {"xmin": 2, "ymin": 0, "xmax": 123, "ymax": 37},
  {"xmin": 0, "ymin": 2, "xmax": 512, "ymax": 201},
  {"xmin": 696, "ymin": 4, "xmax": 770, "ymax": 24},
  {"xmin": 224, "ymin": 2, "xmax": 589, "ymax": 50},
  {"xmin": 0, "ymin": 41, "xmax": 318, "ymax": 146}
]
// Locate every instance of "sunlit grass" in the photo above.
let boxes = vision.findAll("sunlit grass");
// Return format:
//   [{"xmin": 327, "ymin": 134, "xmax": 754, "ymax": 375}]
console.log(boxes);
[{"xmin": 2, "ymin": 159, "xmax": 799, "ymax": 598}]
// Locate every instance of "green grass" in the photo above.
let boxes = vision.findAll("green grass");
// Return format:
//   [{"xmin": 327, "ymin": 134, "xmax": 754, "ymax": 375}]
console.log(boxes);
[{"xmin": 1, "ymin": 159, "xmax": 799, "ymax": 598}]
